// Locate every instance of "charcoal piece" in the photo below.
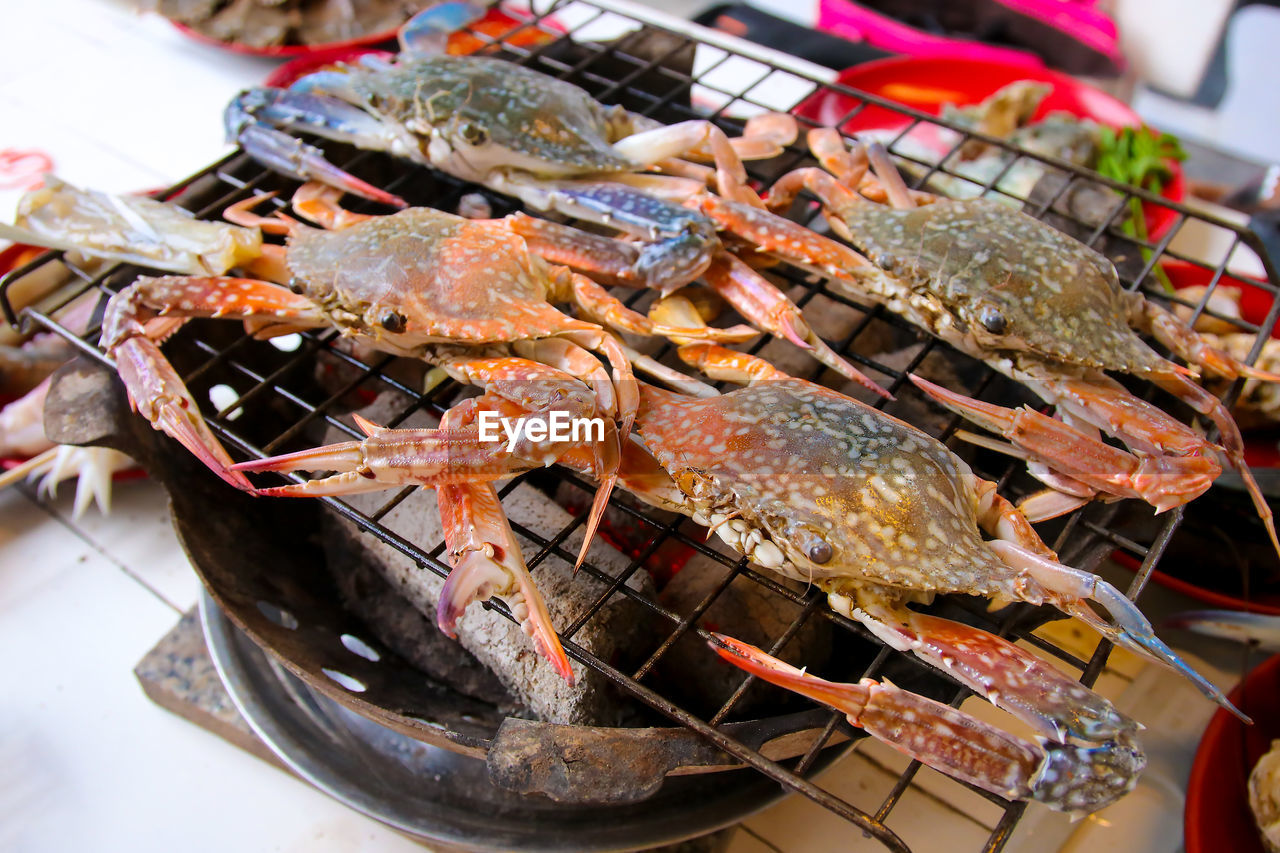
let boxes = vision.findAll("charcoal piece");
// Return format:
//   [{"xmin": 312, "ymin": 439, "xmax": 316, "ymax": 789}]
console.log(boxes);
[
  {"xmin": 654, "ymin": 555, "xmax": 832, "ymax": 718},
  {"xmin": 319, "ymin": 392, "xmax": 660, "ymax": 726}
]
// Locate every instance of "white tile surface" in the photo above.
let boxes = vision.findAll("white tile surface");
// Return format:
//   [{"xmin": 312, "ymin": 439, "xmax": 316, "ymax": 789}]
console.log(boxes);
[
  {"xmin": 38, "ymin": 477, "xmax": 202, "ymax": 613},
  {"xmin": 0, "ymin": 486, "xmax": 424, "ymax": 853},
  {"xmin": 0, "ymin": 0, "xmax": 272, "ymax": 218}
]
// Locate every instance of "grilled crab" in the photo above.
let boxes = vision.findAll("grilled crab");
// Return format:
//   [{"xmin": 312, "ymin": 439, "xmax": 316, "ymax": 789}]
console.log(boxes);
[
  {"xmin": 223, "ymin": 3, "xmax": 885, "ymax": 396},
  {"xmin": 7, "ymin": 177, "xmax": 770, "ymax": 679},
  {"xmin": 727, "ymin": 126, "xmax": 1280, "ymax": 549},
  {"xmin": 240, "ymin": 342, "xmax": 1240, "ymax": 812}
]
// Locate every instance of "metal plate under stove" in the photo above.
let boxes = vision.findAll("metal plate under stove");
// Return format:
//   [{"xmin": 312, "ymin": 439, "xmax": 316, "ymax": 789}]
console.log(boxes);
[{"xmin": 5, "ymin": 0, "xmax": 1280, "ymax": 850}]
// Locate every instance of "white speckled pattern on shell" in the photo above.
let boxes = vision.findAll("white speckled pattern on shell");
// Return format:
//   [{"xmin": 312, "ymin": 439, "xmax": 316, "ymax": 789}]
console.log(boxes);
[
  {"xmin": 637, "ymin": 380, "xmax": 1012, "ymax": 597},
  {"xmin": 841, "ymin": 198, "xmax": 1171, "ymax": 376},
  {"xmin": 286, "ymin": 208, "xmax": 597, "ymax": 344},
  {"xmin": 347, "ymin": 55, "xmax": 633, "ymax": 176}
]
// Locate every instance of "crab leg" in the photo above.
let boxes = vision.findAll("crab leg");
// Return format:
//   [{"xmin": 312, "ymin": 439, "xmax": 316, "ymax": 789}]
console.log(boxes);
[
  {"xmin": 698, "ymin": 193, "xmax": 881, "ymax": 285},
  {"xmin": 506, "ymin": 212, "xmax": 872, "ymax": 393},
  {"xmin": 446, "ymin": 345, "xmax": 625, "ymax": 568},
  {"xmin": 500, "ymin": 177, "xmax": 721, "ymax": 292},
  {"xmin": 567, "ymin": 271, "xmax": 758, "ymax": 343},
  {"xmin": 702, "ymin": 253, "xmax": 890, "ymax": 396},
  {"xmin": 1132, "ymin": 296, "xmax": 1280, "ymax": 383},
  {"xmin": 436, "ymin": 480, "xmax": 575, "ymax": 684},
  {"xmin": 910, "ymin": 374, "xmax": 1220, "ymax": 513},
  {"xmin": 102, "ymin": 276, "xmax": 331, "ymax": 489},
  {"xmin": 767, "ymin": 129, "xmax": 934, "ymax": 216},
  {"xmin": 1146, "ymin": 370, "xmax": 1280, "ymax": 555},
  {"xmin": 988, "ymin": 539, "xmax": 1247, "ymax": 721},
  {"xmin": 235, "ymin": 362, "xmax": 616, "ymax": 493},
  {"xmin": 710, "ymin": 634, "xmax": 1144, "ymax": 812}
]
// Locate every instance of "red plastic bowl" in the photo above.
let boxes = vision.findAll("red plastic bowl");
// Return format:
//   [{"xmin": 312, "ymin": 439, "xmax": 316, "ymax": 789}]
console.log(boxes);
[
  {"xmin": 795, "ymin": 56, "xmax": 1184, "ymax": 239},
  {"xmin": 264, "ymin": 47, "xmax": 396, "ymax": 88},
  {"xmin": 1186, "ymin": 654, "xmax": 1280, "ymax": 853}
]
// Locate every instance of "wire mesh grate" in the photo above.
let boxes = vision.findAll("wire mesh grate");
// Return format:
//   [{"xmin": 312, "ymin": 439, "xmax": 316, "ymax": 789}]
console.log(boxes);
[{"xmin": 4, "ymin": 1, "xmax": 1280, "ymax": 849}]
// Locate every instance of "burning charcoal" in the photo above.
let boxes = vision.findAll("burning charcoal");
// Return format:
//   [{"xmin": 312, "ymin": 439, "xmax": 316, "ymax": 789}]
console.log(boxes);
[
  {"xmin": 320, "ymin": 392, "xmax": 659, "ymax": 726},
  {"xmin": 654, "ymin": 556, "xmax": 831, "ymax": 718}
]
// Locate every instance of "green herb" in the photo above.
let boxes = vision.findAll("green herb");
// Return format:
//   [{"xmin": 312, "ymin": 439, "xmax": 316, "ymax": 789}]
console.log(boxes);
[{"xmin": 1093, "ymin": 125, "xmax": 1188, "ymax": 291}]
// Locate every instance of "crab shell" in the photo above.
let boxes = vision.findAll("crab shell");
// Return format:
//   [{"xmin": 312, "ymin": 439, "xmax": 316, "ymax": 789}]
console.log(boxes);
[
  {"xmin": 284, "ymin": 206, "xmax": 598, "ymax": 348},
  {"xmin": 835, "ymin": 198, "xmax": 1172, "ymax": 377},
  {"xmin": 636, "ymin": 380, "xmax": 1012, "ymax": 600},
  {"xmin": 344, "ymin": 55, "xmax": 636, "ymax": 182}
]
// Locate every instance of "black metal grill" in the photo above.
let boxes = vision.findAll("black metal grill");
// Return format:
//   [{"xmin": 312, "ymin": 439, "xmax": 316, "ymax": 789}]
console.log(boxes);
[{"xmin": 4, "ymin": 1, "xmax": 1280, "ymax": 849}]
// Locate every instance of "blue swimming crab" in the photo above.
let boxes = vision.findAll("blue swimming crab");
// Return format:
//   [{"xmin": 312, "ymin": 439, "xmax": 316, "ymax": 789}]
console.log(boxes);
[
  {"xmin": 240, "ymin": 342, "xmax": 1242, "ymax": 812},
  {"xmin": 723, "ymin": 126, "xmax": 1280, "ymax": 550},
  {"xmin": 222, "ymin": 3, "xmax": 886, "ymax": 397},
  {"xmin": 9, "ymin": 178, "xmax": 774, "ymax": 681}
]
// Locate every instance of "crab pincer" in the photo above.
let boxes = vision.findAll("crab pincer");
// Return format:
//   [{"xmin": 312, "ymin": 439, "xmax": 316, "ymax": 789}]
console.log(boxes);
[
  {"xmin": 710, "ymin": 635, "xmax": 1145, "ymax": 813},
  {"xmin": 438, "ymin": 481, "xmax": 575, "ymax": 684},
  {"xmin": 907, "ymin": 374, "xmax": 1221, "ymax": 515}
]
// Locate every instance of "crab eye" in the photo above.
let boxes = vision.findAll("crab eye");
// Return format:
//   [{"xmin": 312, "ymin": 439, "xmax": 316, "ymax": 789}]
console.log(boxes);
[
  {"xmin": 978, "ymin": 304, "xmax": 1007, "ymax": 335},
  {"xmin": 807, "ymin": 540, "xmax": 833, "ymax": 564},
  {"xmin": 789, "ymin": 527, "xmax": 833, "ymax": 564},
  {"xmin": 381, "ymin": 311, "xmax": 407, "ymax": 333},
  {"xmin": 460, "ymin": 121, "xmax": 489, "ymax": 146}
]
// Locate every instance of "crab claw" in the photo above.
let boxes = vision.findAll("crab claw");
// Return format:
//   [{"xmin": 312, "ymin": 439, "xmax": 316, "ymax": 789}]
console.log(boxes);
[
  {"xmin": 708, "ymin": 634, "xmax": 1141, "ymax": 813},
  {"xmin": 438, "ymin": 483, "xmax": 574, "ymax": 684},
  {"xmin": 910, "ymin": 374, "xmax": 1219, "ymax": 512},
  {"xmin": 232, "ymin": 417, "xmax": 515, "ymax": 497},
  {"xmin": 1165, "ymin": 609, "xmax": 1280, "ymax": 652},
  {"xmin": 115, "ymin": 337, "xmax": 252, "ymax": 491},
  {"xmin": 710, "ymin": 633, "xmax": 869, "ymax": 711},
  {"xmin": 990, "ymin": 540, "xmax": 1250, "ymax": 723},
  {"xmin": 226, "ymin": 90, "xmax": 407, "ymax": 209}
]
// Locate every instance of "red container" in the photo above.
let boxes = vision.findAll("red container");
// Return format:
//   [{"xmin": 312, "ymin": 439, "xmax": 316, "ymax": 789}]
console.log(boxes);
[
  {"xmin": 795, "ymin": 56, "xmax": 1185, "ymax": 240},
  {"xmin": 1186, "ymin": 654, "xmax": 1280, "ymax": 853}
]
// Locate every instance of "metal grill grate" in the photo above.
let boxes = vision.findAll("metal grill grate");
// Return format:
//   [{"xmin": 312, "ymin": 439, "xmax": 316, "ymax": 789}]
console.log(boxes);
[{"xmin": 5, "ymin": 1, "xmax": 1280, "ymax": 849}]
